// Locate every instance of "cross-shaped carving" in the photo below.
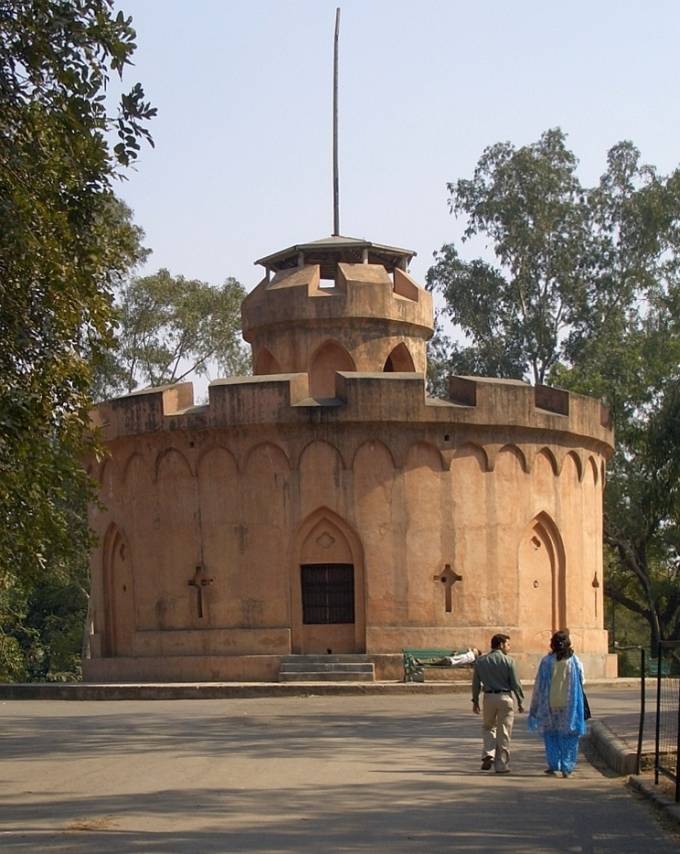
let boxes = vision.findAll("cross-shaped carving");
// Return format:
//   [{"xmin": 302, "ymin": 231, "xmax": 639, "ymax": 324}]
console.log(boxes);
[
  {"xmin": 433, "ymin": 563, "xmax": 462, "ymax": 613},
  {"xmin": 188, "ymin": 564, "xmax": 214, "ymax": 619}
]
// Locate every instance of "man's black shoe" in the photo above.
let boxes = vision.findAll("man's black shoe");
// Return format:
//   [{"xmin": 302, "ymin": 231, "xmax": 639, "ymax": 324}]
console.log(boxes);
[{"xmin": 481, "ymin": 755, "xmax": 493, "ymax": 770}]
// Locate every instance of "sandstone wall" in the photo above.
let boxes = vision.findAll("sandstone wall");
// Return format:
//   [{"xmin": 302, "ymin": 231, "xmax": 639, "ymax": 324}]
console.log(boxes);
[{"xmin": 86, "ymin": 374, "xmax": 613, "ymax": 680}]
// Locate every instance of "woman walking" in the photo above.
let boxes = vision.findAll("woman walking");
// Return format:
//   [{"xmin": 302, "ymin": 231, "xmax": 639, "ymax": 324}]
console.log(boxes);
[{"xmin": 528, "ymin": 630, "xmax": 587, "ymax": 777}]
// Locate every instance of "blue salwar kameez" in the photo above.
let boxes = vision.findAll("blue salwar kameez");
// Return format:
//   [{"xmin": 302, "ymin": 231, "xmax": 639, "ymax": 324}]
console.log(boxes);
[{"xmin": 528, "ymin": 653, "xmax": 587, "ymax": 774}]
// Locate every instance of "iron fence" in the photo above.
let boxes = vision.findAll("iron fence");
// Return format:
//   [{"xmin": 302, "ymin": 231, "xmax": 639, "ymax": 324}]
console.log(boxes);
[
  {"xmin": 654, "ymin": 640, "xmax": 680, "ymax": 803},
  {"xmin": 613, "ymin": 644, "xmax": 647, "ymax": 775}
]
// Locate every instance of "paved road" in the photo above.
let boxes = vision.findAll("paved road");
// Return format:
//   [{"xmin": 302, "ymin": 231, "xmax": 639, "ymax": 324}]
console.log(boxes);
[{"xmin": 1, "ymin": 689, "xmax": 678, "ymax": 853}]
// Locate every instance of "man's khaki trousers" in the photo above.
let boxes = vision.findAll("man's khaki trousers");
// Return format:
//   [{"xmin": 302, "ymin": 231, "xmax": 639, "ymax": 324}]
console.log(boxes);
[{"xmin": 481, "ymin": 693, "xmax": 515, "ymax": 771}]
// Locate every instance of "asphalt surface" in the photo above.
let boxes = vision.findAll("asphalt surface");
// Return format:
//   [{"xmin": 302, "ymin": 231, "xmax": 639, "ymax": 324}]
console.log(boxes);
[{"xmin": 1, "ymin": 687, "xmax": 678, "ymax": 853}]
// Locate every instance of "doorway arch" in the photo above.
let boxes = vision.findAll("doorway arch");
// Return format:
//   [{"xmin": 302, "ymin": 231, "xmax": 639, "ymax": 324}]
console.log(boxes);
[{"xmin": 290, "ymin": 507, "xmax": 365, "ymax": 654}]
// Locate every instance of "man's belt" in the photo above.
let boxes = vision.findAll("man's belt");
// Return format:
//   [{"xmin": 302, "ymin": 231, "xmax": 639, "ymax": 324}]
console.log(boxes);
[{"xmin": 484, "ymin": 689, "xmax": 511, "ymax": 694}]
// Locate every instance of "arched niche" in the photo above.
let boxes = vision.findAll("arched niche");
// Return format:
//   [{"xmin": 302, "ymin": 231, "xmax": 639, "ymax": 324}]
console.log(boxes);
[
  {"xmin": 352, "ymin": 440, "xmax": 395, "ymax": 535},
  {"xmin": 352, "ymin": 439, "xmax": 395, "ymax": 474},
  {"xmin": 518, "ymin": 512, "xmax": 566, "ymax": 651},
  {"xmin": 123, "ymin": 452, "xmax": 147, "ymax": 488},
  {"xmin": 254, "ymin": 347, "xmax": 281, "ymax": 375},
  {"xmin": 155, "ymin": 446, "xmax": 193, "ymax": 481},
  {"xmin": 535, "ymin": 447, "xmax": 559, "ymax": 476},
  {"xmin": 402, "ymin": 442, "xmax": 445, "ymax": 607},
  {"xmin": 102, "ymin": 523, "xmax": 136, "ymax": 657},
  {"xmin": 561, "ymin": 451, "xmax": 582, "ymax": 482},
  {"xmin": 197, "ymin": 446, "xmax": 240, "ymax": 526},
  {"xmin": 154, "ymin": 446, "xmax": 200, "ymax": 629},
  {"xmin": 99, "ymin": 458, "xmax": 115, "ymax": 502},
  {"xmin": 244, "ymin": 441, "xmax": 290, "ymax": 476},
  {"xmin": 243, "ymin": 442, "xmax": 291, "ymax": 528},
  {"xmin": 383, "ymin": 342, "xmax": 415, "ymax": 372},
  {"xmin": 494, "ymin": 444, "xmax": 528, "ymax": 474},
  {"xmin": 290, "ymin": 507, "xmax": 365, "ymax": 655},
  {"xmin": 452, "ymin": 442, "xmax": 489, "ymax": 472},
  {"xmin": 309, "ymin": 339, "xmax": 355, "ymax": 398},
  {"xmin": 298, "ymin": 440, "xmax": 346, "ymax": 519},
  {"xmin": 404, "ymin": 441, "xmax": 445, "ymax": 472},
  {"xmin": 197, "ymin": 445, "xmax": 238, "ymax": 481}
]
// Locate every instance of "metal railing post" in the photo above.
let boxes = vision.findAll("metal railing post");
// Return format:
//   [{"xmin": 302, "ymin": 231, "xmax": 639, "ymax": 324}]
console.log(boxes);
[
  {"xmin": 655, "ymin": 648, "xmax": 662, "ymax": 786},
  {"xmin": 614, "ymin": 643, "xmax": 645, "ymax": 775},
  {"xmin": 637, "ymin": 647, "xmax": 646, "ymax": 775}
]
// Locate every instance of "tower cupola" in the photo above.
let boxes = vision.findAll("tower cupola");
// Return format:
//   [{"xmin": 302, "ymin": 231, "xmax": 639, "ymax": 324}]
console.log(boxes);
[{"xmin": 241, "ymin": 235, "xmax": 434, "ymax": 398}]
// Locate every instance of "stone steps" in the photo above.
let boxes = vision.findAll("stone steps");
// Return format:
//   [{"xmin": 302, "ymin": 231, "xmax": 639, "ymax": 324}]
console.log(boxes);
[{"xmin": 279, "ymin": 655, "xmax": 375, "ymax": 682}]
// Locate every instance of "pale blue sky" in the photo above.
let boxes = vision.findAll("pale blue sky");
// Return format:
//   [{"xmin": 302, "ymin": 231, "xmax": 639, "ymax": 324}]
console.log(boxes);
[{"xmin": 114, "ymin": 0, "xmax": 680, "ymax": 289}]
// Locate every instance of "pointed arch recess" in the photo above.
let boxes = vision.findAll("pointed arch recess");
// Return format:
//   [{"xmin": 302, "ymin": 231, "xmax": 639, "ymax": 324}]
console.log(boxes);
[
  {"xmin": 351, "ymin": 439, "xmax": 396, "ymax": 472},
  {"xmin": 495, "ymin": 444, "xmax": 529, "ymax": 474},
  {"xmin": 560, "ymin": 450, "xmax": 583, "ymax": 481},
  {"xmin": 534, "ymin": 447, "xmax": 559, "ymax": 476},
  {"xmin": 383, "ymin": 342, "xmax": 415, "ymax": 373},
  {"xmin": 99, "ymin": 458, "xmax": 115, "ymax": 494},
  {"xmin": 243, "ymin": 442, "xmax": 292, "ymax": 529},
  {"xmin": 309, "ymin": 339, "xmax": 356, "ymax": 398},
  {"xmin": 155, "ymin": 446, "xmax": 193, "ymax": 481},
  {"xmin": 404, "ymin": 441, "xmax": 445, "ymax": 472},
  {"xmin": 297, "ymin": 438, "xmax": 347, "ymax": 473},
  {"xmin": 254, "ymin": 347, "xmax": 281, "ymax": 375},
  {"xmin": 452, "ymin": 442, "xmax": 489, "ymax": 472},
  {"xmin": 102, "ymin": 522, "xmax": 136, "ymax": 657},
  {"xmin": 587, "ymin": 456, "xmax": 599, "ymax": 485},
  {"xmin": 197, "ymin": 445, "xmax": 238, "ymax": 478},
  {"xmin": 122, "ymin": 452, "xmax": 146, "ymax": 487},
  {"xmin": 518, "ymin": 511, "xmax": 566, "ymax": 647},
  {"xmin": 290, "ymin": 507, "xmax": 366, "ymax": 654},
  {"xmin": 244, "ymin": 441, "xmax": 291, "ymax": 474}
]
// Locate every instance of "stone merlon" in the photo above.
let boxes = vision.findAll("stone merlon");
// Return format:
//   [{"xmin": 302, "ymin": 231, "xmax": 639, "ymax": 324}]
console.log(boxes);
[{"xmin": 92, "ymin": 373, "xmax": 613, "ymax": 455}]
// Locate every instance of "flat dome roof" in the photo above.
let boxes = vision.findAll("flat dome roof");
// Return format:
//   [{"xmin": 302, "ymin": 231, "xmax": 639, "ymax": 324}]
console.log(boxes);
[{"xmin": 255, "ymin": 235, "xmax": 416, "ymax": 279}]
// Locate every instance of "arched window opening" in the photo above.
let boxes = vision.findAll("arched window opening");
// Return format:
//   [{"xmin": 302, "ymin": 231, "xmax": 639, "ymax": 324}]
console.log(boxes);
[
  {"xmin": 309, "ymin": 341, "xmax": 355, "ymax": 398},
  {"xmin": 254, "ymin": 347, "xmax": 281, "ymax": 375},
  {"xmin": 383, "ymin": 342, "xmax": 415, "ymax": 373}
]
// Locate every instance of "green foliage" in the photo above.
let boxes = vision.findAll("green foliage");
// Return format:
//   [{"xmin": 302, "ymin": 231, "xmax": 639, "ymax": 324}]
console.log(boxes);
[
  {"xmin": 430, "ymin": 129, "xmax": 680, "ymax": 644},
  {"xmin": 428, "ymin": 129, "xmax": 588, "ymax": 384},
  {"xmin": 93, "ymin": 269, "xmax": 250, "ymax": 400},
  {"xmin": 0, "ymin": 1, "xmax": 154, "ymax": 680}
]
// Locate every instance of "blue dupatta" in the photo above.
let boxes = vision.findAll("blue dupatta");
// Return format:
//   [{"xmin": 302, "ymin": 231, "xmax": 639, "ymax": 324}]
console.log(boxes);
[{"xmin": 528, "ymin": 653, "xmax": 587, "ymax": 736}]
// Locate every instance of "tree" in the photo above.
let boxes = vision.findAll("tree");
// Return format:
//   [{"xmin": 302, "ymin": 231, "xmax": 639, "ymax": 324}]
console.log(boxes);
[
  {"xmin": 428, "ymin": 129, "xmax": 680, "ymax": 647},
  {"xmin": 427, "ymin": 129, "xmax": 588, "ymax": 384},
  {"xmin": 93, "ymin": 269, "xmax": 250, "ymax": 401},
  {"xmin": 555, "ymin": 290, "xmax": 680, "ymax": 650},
  {"xmin": 0, "ymin": 1, "xmax": 154, "ymax": 679}
]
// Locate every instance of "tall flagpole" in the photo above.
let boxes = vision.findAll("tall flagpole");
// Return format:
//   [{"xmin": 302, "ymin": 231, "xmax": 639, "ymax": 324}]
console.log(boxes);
[{"xmin": 332, "ymin": 8, "xmax": 340, "ymax": 236}]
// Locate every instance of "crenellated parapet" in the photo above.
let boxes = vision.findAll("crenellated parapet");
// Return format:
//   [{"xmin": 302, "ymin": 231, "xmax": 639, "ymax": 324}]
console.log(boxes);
[
  {"xmin": 242, "ymin": 263, "xmax": 433, "ymax": 340},
  {"xmin": 92, "ymin": 373, "xmax": 614, "ymax": 459}
]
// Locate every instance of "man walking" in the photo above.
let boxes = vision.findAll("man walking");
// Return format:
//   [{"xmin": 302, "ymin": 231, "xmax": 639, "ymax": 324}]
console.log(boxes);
[{"xmin": 472, "ymin": 633, "xmax": 524, "ymax": 773}]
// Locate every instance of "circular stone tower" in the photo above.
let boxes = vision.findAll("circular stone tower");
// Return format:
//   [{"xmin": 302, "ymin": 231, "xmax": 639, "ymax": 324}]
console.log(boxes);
[{"xmin": 85, "ymin": 235, "xmax": 615, "ymax": 683}]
